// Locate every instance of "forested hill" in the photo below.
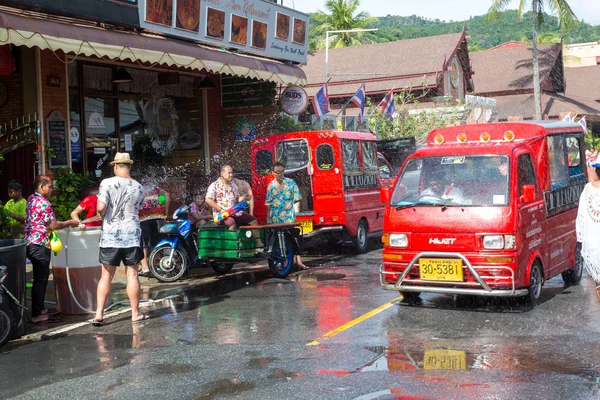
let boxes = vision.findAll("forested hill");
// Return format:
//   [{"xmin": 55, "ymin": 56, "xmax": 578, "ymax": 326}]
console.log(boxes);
[{"xmin": 309, "ymin": 10, "xmax": 600, "ymax": 51}]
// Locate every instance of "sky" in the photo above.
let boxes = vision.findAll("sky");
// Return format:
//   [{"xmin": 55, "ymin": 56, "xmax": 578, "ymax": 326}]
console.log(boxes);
[{"xmin": 281, "ymin": 0, "xmax": 600, "ymax": 25}]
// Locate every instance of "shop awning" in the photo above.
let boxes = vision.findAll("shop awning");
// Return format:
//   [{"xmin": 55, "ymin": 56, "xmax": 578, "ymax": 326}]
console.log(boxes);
[{"xmin": 0, "ymin": 9, "xmax": 306, "ymax": 86}]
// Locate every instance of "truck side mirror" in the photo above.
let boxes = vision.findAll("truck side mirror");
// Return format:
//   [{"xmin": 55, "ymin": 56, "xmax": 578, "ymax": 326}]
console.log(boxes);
[
  {"xmin": 380, "ymin": 187, "xmax": 391, "ymax": 204},
  {"xmin": 519, "ymin": 184, "xmax": 535, "ymax": 204}
]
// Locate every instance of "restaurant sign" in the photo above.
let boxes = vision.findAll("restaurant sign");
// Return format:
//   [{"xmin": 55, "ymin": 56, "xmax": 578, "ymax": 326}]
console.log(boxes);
[{"xmin": 138, "ymin": 0, "xmax": 308, "ymax": 64}]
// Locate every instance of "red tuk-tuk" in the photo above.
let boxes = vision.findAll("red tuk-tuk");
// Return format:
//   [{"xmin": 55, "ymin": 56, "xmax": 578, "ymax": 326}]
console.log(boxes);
[
  {"xmin": 380, "ymin": 121, "xmax": 586, "ymax": 304},
  {"xmin": 251, "ymin": 130, "xmax": 393, "ymax": 253}
]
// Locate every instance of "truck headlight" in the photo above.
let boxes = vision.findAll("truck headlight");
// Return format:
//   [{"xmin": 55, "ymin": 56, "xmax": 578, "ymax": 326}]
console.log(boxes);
[
  {"xmin": 389, "ymin": 233, "xmax": 408, "ymax": 248},
  {"xmin": 483, "ymin": 235, "xmax": 504, "ymax": 249}
]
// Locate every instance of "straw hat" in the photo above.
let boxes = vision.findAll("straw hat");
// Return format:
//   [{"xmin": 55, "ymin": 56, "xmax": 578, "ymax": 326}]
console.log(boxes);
[{"xmin": 110, "ymin": 152, "xmax": 134, "ymax": 165}]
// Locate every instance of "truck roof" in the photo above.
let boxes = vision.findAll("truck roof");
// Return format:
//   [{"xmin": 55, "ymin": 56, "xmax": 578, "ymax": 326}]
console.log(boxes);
[
  {"xmin": 426, "ymin": 121, "xmax": 584, "ymax": 147},
  {"xmin": 253, "ymin": 130, "xmax": 376, "ymax": 145}
]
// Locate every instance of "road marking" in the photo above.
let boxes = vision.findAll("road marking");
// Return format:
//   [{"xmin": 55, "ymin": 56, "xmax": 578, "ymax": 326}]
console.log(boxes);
[{"xmin": 306, "ymin": 295, "xmax": 402, "ymax": 346}]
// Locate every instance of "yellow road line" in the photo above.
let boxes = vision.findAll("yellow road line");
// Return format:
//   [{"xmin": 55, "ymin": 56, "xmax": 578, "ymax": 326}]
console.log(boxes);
[{"xmin": 306, "ymin": 295, "xmax": 402, "ymax": 346}]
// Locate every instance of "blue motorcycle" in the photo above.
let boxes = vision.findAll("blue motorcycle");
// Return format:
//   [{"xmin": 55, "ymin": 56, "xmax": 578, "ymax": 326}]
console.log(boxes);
[{"xmin": 148, "ymin": 206, "xmax": 234, "ymax": 282}]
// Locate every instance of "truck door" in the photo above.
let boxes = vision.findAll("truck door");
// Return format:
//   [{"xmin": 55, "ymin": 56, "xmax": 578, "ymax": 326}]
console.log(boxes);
[{"xmin": 516, "ymin": 152, "xmax": 545, "ymax": 281}]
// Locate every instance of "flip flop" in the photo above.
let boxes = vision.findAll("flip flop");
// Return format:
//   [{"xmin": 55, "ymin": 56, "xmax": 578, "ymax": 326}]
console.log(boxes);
[
  {"xmin": 42, "ymin": 308, "xmax": 62, "ymax": 317},
  {"xmin": 296, "ymin": 264, "xmax": 310, "ymax": 270},
  {"xmin": 595, "ymin": 286, "xmax": 600, "ymax": 302},
  {"xmin": 91, "ymin": 319, "xmax": 104, "ymax": 327},
  {"xmin": 132, "ymin": 314, "xmax": 150, "ymax": 324},
  {"xmin": 32, "ymin": 314, "xmax": 62, "ymax": 324}
]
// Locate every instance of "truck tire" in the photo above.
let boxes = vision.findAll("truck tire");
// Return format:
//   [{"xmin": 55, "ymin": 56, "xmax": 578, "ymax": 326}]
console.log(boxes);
[
  {"xmin": 355, "ymin": 220, "xmax": 369, "ymax": 254},
  {"xmin": 211, "ymin": 262, "xmax": 234, "ymax": 275},
  {"xmin": 527, "ymin": 262, "xmax": 543, "ymax": 306},
  {"xmin": 562, "ymin": 242, "xmax": 583, "ymax": 285}
]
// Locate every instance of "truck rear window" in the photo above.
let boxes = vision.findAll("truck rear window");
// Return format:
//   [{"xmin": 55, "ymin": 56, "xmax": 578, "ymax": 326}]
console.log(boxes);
[
  {"xmin": 277, "ymin": 140, "xmax": 309, "ymax": 172},
  {"xmin": 391, "ymin": 155, "xmax": 510, "ymax": 207}
]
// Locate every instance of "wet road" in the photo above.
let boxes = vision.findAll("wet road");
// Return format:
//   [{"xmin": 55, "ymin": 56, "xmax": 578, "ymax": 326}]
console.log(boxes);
[{"xmin": 2, "ymin": 248, "xmax": 600, "ymax": 399}]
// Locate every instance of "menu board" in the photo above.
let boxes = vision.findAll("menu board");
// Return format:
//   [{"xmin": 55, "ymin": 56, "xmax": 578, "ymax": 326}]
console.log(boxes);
[{"xmin": 46, "ymin": 110, "xmax": 69, "ymax": 168}]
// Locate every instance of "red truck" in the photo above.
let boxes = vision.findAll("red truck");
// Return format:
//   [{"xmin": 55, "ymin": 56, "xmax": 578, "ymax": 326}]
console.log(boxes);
[{"xmin": 380, "ymin": 121, "xmax": 586, "ymax": 304}]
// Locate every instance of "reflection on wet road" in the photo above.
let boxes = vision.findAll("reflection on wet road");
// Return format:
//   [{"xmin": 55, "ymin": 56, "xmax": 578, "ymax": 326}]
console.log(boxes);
[{"xmin": 2, "ymin": 250, "xmax": 600, "ymax": 399}]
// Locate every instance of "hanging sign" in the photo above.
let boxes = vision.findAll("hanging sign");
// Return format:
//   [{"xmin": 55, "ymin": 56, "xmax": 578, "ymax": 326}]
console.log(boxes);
[
  {"xmin": 234, "ymin": 118, "xmax": 257, "ymax": 142},
  {"xmin": 280, "ymin": 86, "xmax": 308, "ymax": 116}
]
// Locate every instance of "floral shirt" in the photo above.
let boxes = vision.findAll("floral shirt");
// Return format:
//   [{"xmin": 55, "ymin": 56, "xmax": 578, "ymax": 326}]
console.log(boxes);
[
  {"xmin": 97, "ymin": 176, "xmax": 145, "ymax": 248},
  {"xmin": 206, "ymin": 179, "xmax": 240, "ymax": 218},
  {"xmin": 139, "ymin": 185, "xmax": 166, "ymax": 222},
  {"xmin": 265, "ymin": 178, "xmax": 301, "ymax": 224},
  {"xmin": 24, "ymin": 193, "xmax": 56, "ymax": 248}
]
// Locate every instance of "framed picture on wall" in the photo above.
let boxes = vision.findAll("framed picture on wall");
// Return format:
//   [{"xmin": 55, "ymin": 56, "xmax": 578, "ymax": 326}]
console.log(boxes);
[
  {"xmin": 275, "ymin": 13, "xmax": 290, "ymax": 41},
  {"xmin": 230, "ymin": 15, "xmax": 248, "ymax": 45},
  {"xmin": 252, "ymin": 21, "xmax": 267, "ymax": 50},
  {"xmin": 292, "ymin": 18, "xmax": 306, "ymax": 45},
  {"xmin": 206, "ymin": 7, "xmax": 225, "ymax": 40},
  {"xmin": 146, "ymin": 0, "xmax": 173, "ymax": 26},
  {"xmin": 176, "ymin": 0, "xmax": 200, "ymax": 32}
]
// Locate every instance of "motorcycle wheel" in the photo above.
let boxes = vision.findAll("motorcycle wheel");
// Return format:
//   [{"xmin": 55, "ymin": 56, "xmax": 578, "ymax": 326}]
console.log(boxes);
[
  {"xmin": 268, "ymin": 237, "xmax": 294, "ymax": 278},
  {"xmin": 211, "ymin": 262, "xmax": 234, "ymax": 275},
  {"xmin": 0, "ymin": 304, "xmax": 15, "ymax": 348},
  {"xmin": 149, "ymin": 246, "xmax": 187, "ymax": 282}
]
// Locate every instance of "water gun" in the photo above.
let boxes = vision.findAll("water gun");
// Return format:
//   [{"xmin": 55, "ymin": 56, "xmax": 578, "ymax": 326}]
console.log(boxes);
[
  {"xmin": 214, "ymin": 201, "xmax": 249, "ymax": 224},
  {"xmin": 50, "ymin": 231, "xmax": 63, "ymax": 255}
]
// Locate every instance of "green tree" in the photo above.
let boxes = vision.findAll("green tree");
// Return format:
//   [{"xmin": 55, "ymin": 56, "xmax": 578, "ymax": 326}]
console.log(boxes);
[
  {"xmin": 487, "ymin": 1, "xmax": 578, "ymax": 120},
  {"xmin": 310, "ymin": 0, "xmax": 377, "ymax": 50}
]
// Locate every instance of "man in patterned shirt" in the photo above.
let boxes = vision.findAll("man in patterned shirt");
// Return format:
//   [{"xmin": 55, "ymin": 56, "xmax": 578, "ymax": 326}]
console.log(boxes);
[
  {"xmin": 93, "ymin": 153, "xmax": 147, "ymax": 326},
  {"xmin": 265, "ymin": 162, "xmax": 307, "ymax": 269},
  {"xmin": 24, "ymin": 175, "xmax": 79, "ymax": 323}
]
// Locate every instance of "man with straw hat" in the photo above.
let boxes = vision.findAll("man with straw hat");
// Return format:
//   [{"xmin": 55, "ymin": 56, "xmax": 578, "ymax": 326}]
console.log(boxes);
[{"xmin": 92, "ymin": 153, "xmax": 148, "ymax": 326}]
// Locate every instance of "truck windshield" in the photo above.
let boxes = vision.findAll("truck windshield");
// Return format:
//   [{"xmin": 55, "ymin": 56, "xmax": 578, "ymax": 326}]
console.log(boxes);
[{"xmin": 391, "ymin": 155, "xmax": 510, "ymax": 208}]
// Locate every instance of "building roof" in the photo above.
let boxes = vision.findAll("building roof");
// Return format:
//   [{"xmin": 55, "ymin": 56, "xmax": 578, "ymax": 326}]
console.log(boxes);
[
  {"xmin": 565, "ymin": 65, "xmax": 600, "ymax": 102},
  {"xmin": 494, "ymin": 93, "xmax": 600, "ymax": 120},
  {"xmin": 302, "ymin": 32, "xmax": 466, "ymax": 98},
  {"xmin": 470, "ymin": 43, "xmax": 563, "ymax": 95}
]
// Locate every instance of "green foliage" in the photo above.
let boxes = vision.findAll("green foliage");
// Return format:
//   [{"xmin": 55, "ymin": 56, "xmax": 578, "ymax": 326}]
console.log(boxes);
[
  {"xmin": 308, "ymin": 10, "xmax": 600, "ymax": 51},
  {"xmin": 584, "ymin": 133, "xmax": 600, "ymax": 152},
  {"xmin": 366, "ymin": 92, "xmax": 468, "ymax": 145},
  {"xmin": 50, "ymin": 168, "xmax": 94, "ymax": 221},
  {"xmin": 272, "ymin": 114, "xmax": 314, "ymax": 134}
]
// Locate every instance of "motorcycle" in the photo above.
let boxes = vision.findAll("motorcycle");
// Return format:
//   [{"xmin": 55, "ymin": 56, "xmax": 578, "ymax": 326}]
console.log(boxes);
[
  {"xmin": 148, "ymin": 206, "xmax": 234, "ymax": 282},
  {"xmin": 0, "ymin": 265, "xmax": 27, "ymax": 348}
]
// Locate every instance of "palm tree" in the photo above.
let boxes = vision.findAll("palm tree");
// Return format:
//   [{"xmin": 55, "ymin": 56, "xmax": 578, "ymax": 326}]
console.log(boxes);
[
  {"xmin": 310, "ymin": 0, "xmax": 377, "ymax": 50},
  {"xmin": 488, "ymin": 1, "xmax": 577, "ymax": 120}
]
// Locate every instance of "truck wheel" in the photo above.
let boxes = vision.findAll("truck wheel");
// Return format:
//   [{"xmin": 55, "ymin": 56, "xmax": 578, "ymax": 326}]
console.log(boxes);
[
  {"xmin": 149, "ymin": 246, "xmax": 187, "ymax": 282},
  {"xmin": 0, "ymin": 304, "xmax": 15, "ymax": 348},
  {"xmin": 527, "ymin": 262, "xmax": 543, "ymax": 306},
  {"xmin": 268, "ymin": 237, "xmax": 294, "ymax": 278},
  {"xmin": 562, "ymin": 242, "xmax": 583, "ymax": 285},
  {"xmin": 211, "ymin": 262, "xmax": 234, "ymax": 275},
  {"xmin": 355, "ymin": 220, "xmax": 369, "ymax": 254}
]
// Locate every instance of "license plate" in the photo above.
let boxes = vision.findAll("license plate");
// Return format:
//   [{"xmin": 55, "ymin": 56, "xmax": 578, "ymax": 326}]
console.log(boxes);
[
  {"xmin": 419, "ymin": 258, "xmax": 463, "ymax": 281},
  {"xmin": 297, "ymin": 220, "xmax": 313, "ymax": 234},
  {"xmin": 423, "ymin": 350, "xmax": 467, "ymax": 370}
]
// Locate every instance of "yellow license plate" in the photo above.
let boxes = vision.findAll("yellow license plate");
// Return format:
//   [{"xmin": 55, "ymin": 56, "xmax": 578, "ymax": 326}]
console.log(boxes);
[
  {"xmin": 423, "ymin": 350, "xmax": 467, "ymax": 370},
  {"xmin": 297, "ymin": 220, "xmax": 313, "ymax": 234},
  {"xmin": 419, "ymin": 258, "xmax": 463, "ymax": 282}
]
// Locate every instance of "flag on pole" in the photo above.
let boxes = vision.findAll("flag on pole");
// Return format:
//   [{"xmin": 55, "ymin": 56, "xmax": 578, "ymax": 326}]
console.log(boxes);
[
  {"xmin": 380, "ymin": 89, "xmax": 395, "ymax": 117},
  {"xmin": 562, "ymin": 114, "xmax": 572, "ymax": 122},
  {"xmin": 312, "ymin": 84, "xmax": 330, "ymax": 117},
  {"xmin": 579, "ymin": 116, "xmax": 587, "ymax": 131},
  {"xmin": 350, "ymin": 84, "xmax": 366, "ymax": 122}
]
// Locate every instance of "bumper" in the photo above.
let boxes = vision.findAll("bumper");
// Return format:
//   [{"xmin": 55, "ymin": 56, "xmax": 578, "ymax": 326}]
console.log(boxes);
[
  {"xmin": 301, "ymin": 226, "xmax": 344, "ymax": 238},
  {"xmin": 380, "ymin": 251, "xmax": 527, "ymax": 297}
]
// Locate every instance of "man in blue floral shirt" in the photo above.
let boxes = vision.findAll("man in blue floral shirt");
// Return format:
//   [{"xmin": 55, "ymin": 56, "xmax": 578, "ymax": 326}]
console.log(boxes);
[{"xmin": 265, "ymin": 162, "xmax": 307, "ymax": 269}]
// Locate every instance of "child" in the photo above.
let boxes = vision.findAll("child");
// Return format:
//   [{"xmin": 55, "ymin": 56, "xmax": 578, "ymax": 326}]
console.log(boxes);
[
  {"xmin": 70, "ymin": 187, "xmax": 101, "ymax": 228},
  {"xmin": 5, "ymin": 180, "xmax": 26, "ymax": 239},
  {"xmin": 189, "ymin": 193, "xmax": 212, "ymax": 228}
]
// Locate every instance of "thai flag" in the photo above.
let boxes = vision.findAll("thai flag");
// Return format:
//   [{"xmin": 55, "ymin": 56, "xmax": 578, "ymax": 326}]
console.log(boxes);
[
  {"xmin": 380, "ymin": 89, "xmax": 395, "ymax": 117},
  {"xmin": 350, "ymin": 84, "xmax": 366, "ymax": 122},
  {"xmin": 312, "ymin": 84, "xmax": 330, "ymax": 117},
  {"xmin": 562, "ymin": 114, "xmax": 572, "ymax": 122},
  {"xmin": 579, "ymin": 116, "xmax": 587, "ymax": 132}
]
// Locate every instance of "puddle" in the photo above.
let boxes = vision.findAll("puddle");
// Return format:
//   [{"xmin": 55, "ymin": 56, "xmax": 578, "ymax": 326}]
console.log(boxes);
[
  {"xmin": 153, "ymin": 362, "xmax": 200, "ymax": 374},
  {"xmin": 304, "ymin": 273, "xmax": 347, "ymax": 281},
  {"xmin": 248, "ymin": 357, "xmax": 278, "ymax": 368},
  {"xmin": 194, "ymin": 378, "xmax": 255, "ymax": 399}
]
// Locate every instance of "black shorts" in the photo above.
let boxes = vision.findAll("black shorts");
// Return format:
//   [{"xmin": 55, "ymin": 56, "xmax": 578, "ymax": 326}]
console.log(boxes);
[
  {"xmin": 99, "ymin": 247, "xmax": 143, "ymax": 266},
  {"xmin": 140, "ymin": 219, "xmax": 161, "ymax": 248}
]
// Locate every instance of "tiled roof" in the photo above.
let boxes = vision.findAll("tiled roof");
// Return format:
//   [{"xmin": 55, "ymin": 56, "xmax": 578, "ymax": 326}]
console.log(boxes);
[
  {"xmin": 302, "ymin": 33, "xmax": 465, "ymax": 97},
  {"xmin": 494, "ymin": 92, "xmax": 600, "ymax": 120},
  {"xmin": 565, "ymin": 65, "xmax": 600, "ymax": 102},
  {"xmin": 470, "ymin": 43, "xmax": 562, "ymax": 94}
]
